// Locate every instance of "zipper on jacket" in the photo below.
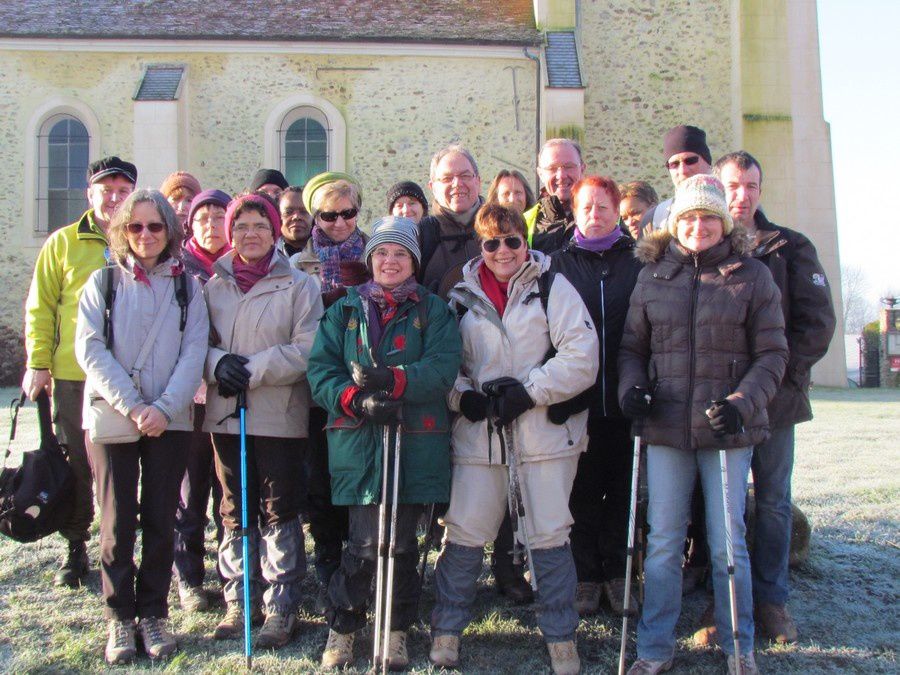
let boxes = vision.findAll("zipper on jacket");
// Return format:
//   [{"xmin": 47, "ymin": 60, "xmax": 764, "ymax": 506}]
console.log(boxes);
[
  {"xmin": 599, "ymin": 277, "xmax": 607, "ymax": 417},
  {"xmin": 685, "ymin": 256, "xmax": 702, "ymax": 449}
]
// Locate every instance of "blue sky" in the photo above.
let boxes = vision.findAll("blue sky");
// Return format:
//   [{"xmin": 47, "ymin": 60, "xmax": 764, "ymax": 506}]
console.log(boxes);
[{"xmin": 819, "ymin": 0, "xmax": 900, "ymax": 303}]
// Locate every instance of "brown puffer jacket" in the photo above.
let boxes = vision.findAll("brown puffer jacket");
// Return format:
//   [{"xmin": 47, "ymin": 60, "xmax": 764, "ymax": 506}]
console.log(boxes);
[{"xmin": 617, "ymin": 228, "xmax": 788, "ymax": 451}]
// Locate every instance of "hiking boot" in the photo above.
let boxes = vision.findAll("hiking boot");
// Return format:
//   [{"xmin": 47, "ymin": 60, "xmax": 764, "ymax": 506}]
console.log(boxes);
[
  {"xmin": 493, "ymin": 564, "xmax": 534, "ymax": 604},
  {"xmin": 756, "ymin": 602, "xmax": 798, "ymax": 644},
  {"xmin": 626, "ymin": 657, "xmax": 674, "ymax": 674},
  {"xmin": 321, "ymin": 629, "xmax": 354, "ymax": 668},
  {"xmin": 547, "ymin": 640, "xmax": 580, "ymax": 675},
  {"xmin": 178, "ymin": 584, "xmax": 209, "ymax": 613},
  {"xmin": 604, "ymin": 578, "xmax": 638, "ymax": 616},
  {"xmin": 429, "ymin": 635, "xmax": 459, "ymax": 668},
  {"xmin": 574, "ymin": 582, "xmax": 602, "ymax": 615},
  {"xmin": 387, "ymin": 630, "xmax": 409, "ymax": 671},
  {"xmin": 105, "ymin": 619, "xmax": 136, "ymax": 665},
  {"xmin": 137, "ymin": 617, "xmax": 177, "ymax": 660},
  {"xmin": 213, "ymin": 602, "xmax": 263, "ymax": 640},
  {"xmin": 692, "ymin": 600, "xmax": 717, "ymax": 647},
  {"xmin": 727, "ymin": 651, "xmax": 759, "ymax": 675},
  {"xmin": 54, "ymin": 540, "xmax": 89, "ymax": 588},
  {"xmin": 256, "ymin": 612, "xmax": 296, "ymax": 649}
]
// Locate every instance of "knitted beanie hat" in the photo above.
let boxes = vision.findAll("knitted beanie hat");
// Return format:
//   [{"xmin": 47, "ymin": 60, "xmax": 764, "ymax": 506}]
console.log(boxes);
[
  {"xmin": 187, "ymin": 189, "xmax": 232, "ymax": 230},
  {"xmin": 224, "ymin": 193, "xmax": 282, "ymax": 242},
  {"xmin": 667, "ymin": 174, "xmax": 734, "ymax": 235},
  {"xmin": 249, "ymin": 168, "xmax": 288, "ymax": 192},
  {"xmin": 386, "ymin": 181, "xmax": 428, "ymax": 214},
  {"xmin": 160, "ymin": 171, "xmax": 202, "ymax": 199},
  {"xmin": 302, "ymin": 171, "xmax": 362, "ymax": 215},
  {"xmin": 663, "ymin": 125, "xmax": 712, "ymax": 165},
  {"xmin": 364, "ymin": 216, "xmax": 421, "ymax": 269}
]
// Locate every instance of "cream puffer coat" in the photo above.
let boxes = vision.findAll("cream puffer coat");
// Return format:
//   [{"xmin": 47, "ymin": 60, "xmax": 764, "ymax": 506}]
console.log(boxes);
[
  {"xmin": 203, "ymin": 249, "xmax": 323, "ymax": 438},
  {"xmin": 447, "ymin": 251, "xmax": 599, "ymax": 464},
  {"xmin": 76, "ymin": 257, "xmax": 209, "ymax": 433}
]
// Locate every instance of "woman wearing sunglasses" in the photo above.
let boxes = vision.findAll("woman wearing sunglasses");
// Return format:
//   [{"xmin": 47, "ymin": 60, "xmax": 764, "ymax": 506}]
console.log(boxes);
[
  {"xmin": 203, "ymin": 194, "xmax": 323, "ymax": 649},
  {"xmin": 291, "ymin": 172, "xmax": 370, "ymax": 307},
  {"xmin": 75, "ymin": 190, "xmax": 209, "ymax": 664},
  {"xmin": 430, "ymin": 203, "xmax": 598, "ymax": 675}
]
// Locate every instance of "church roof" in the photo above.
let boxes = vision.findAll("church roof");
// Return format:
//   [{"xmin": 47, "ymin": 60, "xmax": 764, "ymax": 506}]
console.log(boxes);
[{"xmin": 0, "ymin": 0, "xmax": 541, "ymax": 46}]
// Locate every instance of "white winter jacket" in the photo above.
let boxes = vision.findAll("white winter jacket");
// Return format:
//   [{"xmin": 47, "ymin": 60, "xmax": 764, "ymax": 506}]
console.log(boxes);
[
  {"xmin": 76, "ymin": 257, "xmax": 209, "ymax": 433},
  {"xmin": 448, "ymin": 251, "xmax": 599, "ymax": 464}
]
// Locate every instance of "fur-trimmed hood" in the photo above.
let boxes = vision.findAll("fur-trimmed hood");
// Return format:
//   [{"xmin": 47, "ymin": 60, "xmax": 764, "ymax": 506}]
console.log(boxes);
[{"xmin": 634, "ymin": 224, "xmax": 753, "ymax": 264}]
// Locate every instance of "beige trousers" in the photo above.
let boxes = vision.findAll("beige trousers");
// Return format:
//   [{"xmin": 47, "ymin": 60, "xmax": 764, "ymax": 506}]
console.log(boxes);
[{"xmin": 442, "ymin": 455, "xmax": 580, "ymax": 550}]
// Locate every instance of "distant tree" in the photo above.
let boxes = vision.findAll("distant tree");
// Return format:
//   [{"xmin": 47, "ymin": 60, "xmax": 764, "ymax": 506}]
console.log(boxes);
[{"xmin": 841, "ymin": 264, "xmax": 875, "ymax": 334}]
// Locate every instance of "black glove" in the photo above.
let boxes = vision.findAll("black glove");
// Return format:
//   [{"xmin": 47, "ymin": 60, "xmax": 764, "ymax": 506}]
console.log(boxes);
[
  {"xmin": 707, "ymin": 399, "xmax": 743, "ymax": 437},
  {"xmin": 547, "ymin": 388, "xmax": 593, "ymax": 425},
  {"xmin": 621, "ymin": 386, "xmax": 653, "ymax": 419},
  {"xmin": 214, "ymin": 354, "xmax": 250, "ymax": 398},
  {"xmin": 351, "ymin": 361, "xmax": 394, "ymax": 393},
  {"xmin": 547, "ymin": 401, "xmax": 572, "ymax": 425},
  {"xmin": 459, "ymin": 390, "xmax": 490, "ymax": 422},
  {"xmin": 351, "ymin": 391, "xmax": 402, "ymax": 425},
  {"xmin": 495, "ymin": 382, "xmax": 535, "ymax": 426}
]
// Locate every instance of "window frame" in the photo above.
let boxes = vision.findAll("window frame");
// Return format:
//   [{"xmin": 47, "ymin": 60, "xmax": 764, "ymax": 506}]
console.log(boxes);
[{"xmin": 264, "ymin": 94, "xmax": 346, "ymax": 181}]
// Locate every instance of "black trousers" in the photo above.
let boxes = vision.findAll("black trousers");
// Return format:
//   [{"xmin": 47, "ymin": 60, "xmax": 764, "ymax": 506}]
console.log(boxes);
[
  {"xmin": 53, "ymin": 380, "xmax": 94, "ymax": 542},
  {"xmin": 569, "ymin": 417, "xmax": 632, "ymax": 583},
  {"xmin": 89, "ymin": 431, "xmax": 189, "ymax": 620},
  {"xmin": 326, "ymin": 504, "xmax": 424, "ymax": 634}
]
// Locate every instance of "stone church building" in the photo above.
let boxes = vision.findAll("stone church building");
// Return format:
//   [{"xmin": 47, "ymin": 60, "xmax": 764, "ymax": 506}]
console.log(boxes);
[{"xmin": 0, "ymin": 0, "xmax": 845, "ymax": 385}]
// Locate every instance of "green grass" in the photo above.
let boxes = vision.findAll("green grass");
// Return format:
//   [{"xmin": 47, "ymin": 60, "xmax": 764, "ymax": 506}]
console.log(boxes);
[{"xmin": 0, "ymin": 387, "xmax": 897, "ymax": 672}]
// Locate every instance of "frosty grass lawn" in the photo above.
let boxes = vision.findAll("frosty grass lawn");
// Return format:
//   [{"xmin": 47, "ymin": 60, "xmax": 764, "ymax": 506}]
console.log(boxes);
[{"xmin": 0, "ymin": 386, "xmax": 896, "ymax": 673}]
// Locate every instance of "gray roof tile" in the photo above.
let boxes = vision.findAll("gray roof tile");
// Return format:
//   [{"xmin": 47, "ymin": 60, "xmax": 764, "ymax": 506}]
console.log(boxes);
[
  {"xmin": 134, "ymin": 65, "xmax": 184, "ymax": 101},
  {"xmin": 546, "ymin": 31, "xmax": 583, "ymax": 88}
]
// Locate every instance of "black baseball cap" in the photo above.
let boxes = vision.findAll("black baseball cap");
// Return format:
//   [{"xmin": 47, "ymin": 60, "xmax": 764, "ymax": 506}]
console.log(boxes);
[{"xmin": 87, "ymin": 156, "xmax": 138, "ymax": 185}]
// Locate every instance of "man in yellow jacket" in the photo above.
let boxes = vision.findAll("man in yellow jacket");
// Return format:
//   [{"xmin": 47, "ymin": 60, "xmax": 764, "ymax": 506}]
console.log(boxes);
[{"xmin": 22, "ymin": 156, "xmax": 137, "ymax": 587}]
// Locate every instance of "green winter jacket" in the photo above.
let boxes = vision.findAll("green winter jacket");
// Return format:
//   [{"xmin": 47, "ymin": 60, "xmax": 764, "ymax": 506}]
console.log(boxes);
[
  {"xmin": 25, "ymin": 210, "xmax": 108, "ymax": 380},
  {"xmin": 308, "ymin": 285, "xmax": 462, "ymax": 506}
]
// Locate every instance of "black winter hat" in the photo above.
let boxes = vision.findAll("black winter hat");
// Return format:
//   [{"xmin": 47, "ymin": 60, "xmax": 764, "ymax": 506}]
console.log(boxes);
[
  {"xmin": 87, "ymin": 156, "xmax": 137, "ymax": 185},
  {"xmin": 386, "ymin": 181, "xmax": 428, "ymax": 215},
  {"xmin": 250, "ymin": 168, "xmax": 289, "ymax": 191},
  {"xmin": 663, "ymin": 125, "xmax": 712, "ymax": 165}
]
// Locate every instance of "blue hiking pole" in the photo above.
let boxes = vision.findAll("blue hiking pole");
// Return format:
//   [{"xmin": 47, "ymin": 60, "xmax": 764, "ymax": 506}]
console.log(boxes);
[{"xmin": 238, "ymin": 389, "xmax": 252, "ymax": 670}]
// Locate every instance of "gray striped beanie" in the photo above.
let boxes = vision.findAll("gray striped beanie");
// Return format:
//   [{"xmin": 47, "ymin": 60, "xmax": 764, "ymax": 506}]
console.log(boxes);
[{"xmin": 364, "ymin": 217, "xmax": 421, "ymax": 268}]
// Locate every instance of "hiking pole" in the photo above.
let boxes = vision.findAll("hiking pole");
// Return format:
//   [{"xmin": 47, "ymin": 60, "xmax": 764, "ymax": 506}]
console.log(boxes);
[
  {"xmin": 237, "ymin": 389, "xmax": 252, "ymax": 670},
  {"xmin": 380, "ymin": 415, "xmax": 403, "ymax": 674},
  {"xmin": 502, "ymin": 422, "xmax": 538, "ymax": 593},
  {"xmin": 618, "ymin": 418, "xmax": 644, "ymax": 675},
  {"xmin": 719, "ymin": 448, "xmax": 743, "ymax": 675},
  {"xmin": 372, "ymin": 423, "xmax": 391, "ymax": 671}
]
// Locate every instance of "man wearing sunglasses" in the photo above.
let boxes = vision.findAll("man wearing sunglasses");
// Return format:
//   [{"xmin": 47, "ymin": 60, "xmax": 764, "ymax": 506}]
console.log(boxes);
[
  {"xmin": 640, "ymin": 125, "xmax": 713, "ymax": 232},
  {"xmin": 23, "ymin": 156, "xmax": 137, "ymax": 588}
]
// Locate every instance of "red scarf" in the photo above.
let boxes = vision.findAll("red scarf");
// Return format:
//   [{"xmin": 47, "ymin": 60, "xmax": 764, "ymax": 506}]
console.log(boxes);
[
  {"xmin": 232, "ymin": 248, "xmax": 274, "ymax": 294},
  {"xmin": 478, "ymin": 263, "xmax": 510, "ymax": 317},
  {"xmin": 185, "ymin": 236, "xmax": 231, "ymax": 278}
]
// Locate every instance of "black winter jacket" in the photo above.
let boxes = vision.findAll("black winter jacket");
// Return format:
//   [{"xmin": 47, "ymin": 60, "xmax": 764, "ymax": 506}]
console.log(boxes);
[
  {"xmin": 749, "ymin": 211, "xmax": 836, "ymax": 427},
  {"xmin": 418, "ymin": 201, "xmax": 483, "ymax": 300},
  {"xmin": 549, "ymin": 235, "xmax": 643, "ymax": 421}
]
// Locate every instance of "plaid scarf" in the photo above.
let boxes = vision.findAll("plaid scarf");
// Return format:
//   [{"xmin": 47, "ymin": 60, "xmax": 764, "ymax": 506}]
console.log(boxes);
[
  {"xmin": 357, "ymin": 276, "xmax": 419, "ymax": 326},
  {"xmin": 312, "ymin": 225, "xmax": 365, "ymax": 291}
]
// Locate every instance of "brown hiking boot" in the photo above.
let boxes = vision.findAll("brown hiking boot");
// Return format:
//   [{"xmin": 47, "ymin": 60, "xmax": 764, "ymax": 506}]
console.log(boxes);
[
  {"xmin": 105, "ymin": 619, "xmax": 136, "ymax": 665},
  {"xmin": 604, "ymin": 578, "xmax": 638, "ymax": 616},
  {"xmin": 626, "ymin": 657, "xmax": 674, "ymax": 674},
  {"xmin": 547, "ymin": 640, "xmax": 581, "ymax": 675},
  {"xmin": 574, "ymin": 582, "xmax": 601, "ymax": 615},
  {"xmin": 178, "ymin": 584, "xmax": 209, "ymax": 613},
  {"xmin": 756, "ymin": 602, "xmax": 798, "ymax": 644},
  {"xmin": 727, "ymin": 651, "xmax": 759, "ymax": 675},
  {"xmin": 255, "ymin": 612, "xmax": 296, "ymax": 649},
  {"xmin": 387, "ymin": 630, "xmax": 409, "ymax": 671},
  {"xmin": 321, "ymin": 629, "xmax": 354, "ymax": 669},
  {"xmin": 213, "ymin": 601, "xmax": 263, "ymax": 640},
  {"xmin": 692, "ymin": 600, "xmax": 717, "ymax": 647},
  {"xmin": 429, "ymin": 635, "xmax": 460, "ymax": 668},
  {"xmin": 137, "ymin": 617, "xmax": 177, "ymax": 660}
]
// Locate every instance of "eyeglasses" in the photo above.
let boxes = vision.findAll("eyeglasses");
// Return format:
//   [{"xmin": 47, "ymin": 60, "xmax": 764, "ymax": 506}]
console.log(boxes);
[
  {"xmin": 665, "ymin": 155, "xmax": 702, "ymax": 170},
  {"xmin": 538, "ymin": 162, "xmax": 580, "ymax": 174},
  {"xmin": 232, "ymin": 222, "xmax": 272, "ymax": 235},
  {"xmin": 434, "ymin": 172, "xmax": 476, "ymax": 185},
  {"xmin": 481, "ymin": 235, "xmax": 524, "ymax": 253},
  {"xmin": 318, "ymin": 208, "xmax": 358, "ymax": 222},
  {"xmin": 125, "ymin": 222, "xmax": 166, "ymax": 234}
]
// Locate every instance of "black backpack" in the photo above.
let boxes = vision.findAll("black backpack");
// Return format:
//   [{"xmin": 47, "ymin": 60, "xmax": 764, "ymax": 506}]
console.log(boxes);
[{"xmin": 0, "ymin": 391, "xmax": 75, "ymax": 543}]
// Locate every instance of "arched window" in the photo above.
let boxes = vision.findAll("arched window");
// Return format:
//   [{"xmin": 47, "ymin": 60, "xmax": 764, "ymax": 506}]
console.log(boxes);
[
  {"xmin": 279, "ymin": 106, "xmax": 330, "ymax": 185},
  {"xmin": 38, "ymin": 114, "xmax": 90, "ymax": 232}
]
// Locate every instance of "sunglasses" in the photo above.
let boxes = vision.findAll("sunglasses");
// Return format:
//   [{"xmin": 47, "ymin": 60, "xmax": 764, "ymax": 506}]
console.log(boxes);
[
  {"xmin": 481, "ymin": 235, "xmax": 524, "ymax": 253},
  {"xmin": 665, "ymin": 155, "xmax": 702, "ymax": 170},
  {"xmin": 318, "ymin": 208, "xmax": 358, "ymax": 223},
  {"xmin": 125, "ymin": 222, "xmax": 166, "ymax": 234}
]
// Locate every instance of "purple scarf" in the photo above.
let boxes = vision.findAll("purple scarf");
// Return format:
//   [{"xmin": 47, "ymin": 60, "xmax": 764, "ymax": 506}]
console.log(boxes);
[
  {"xmin": 573, "ymin": 227, "xmax": 623, "ymax": 252},
  {"xmin": 311, "ymin": 226, "xmax": 365, "ymax": 292},
  {"xmin": 232, "ymin": 248, "xmax": 274, "ymax": 294},
  {"xmin": 357, "ymin": 277, "xmax": 419, "ymax": 348}
]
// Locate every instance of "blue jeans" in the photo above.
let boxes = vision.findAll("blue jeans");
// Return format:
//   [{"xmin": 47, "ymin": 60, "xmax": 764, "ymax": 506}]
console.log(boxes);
[
  {"xmin": 638, "ymin": 445, "xmax": 754, "ymax": 660},
  {"xmin": 751, "ymin": 425, "xmax": 794, "ymax": 605}
]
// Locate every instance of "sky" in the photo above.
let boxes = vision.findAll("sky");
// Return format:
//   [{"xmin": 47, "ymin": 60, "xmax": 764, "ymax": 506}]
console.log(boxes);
[{"xmin": 818, "ymin": 0, "xmax": 900, "ymax": 305}]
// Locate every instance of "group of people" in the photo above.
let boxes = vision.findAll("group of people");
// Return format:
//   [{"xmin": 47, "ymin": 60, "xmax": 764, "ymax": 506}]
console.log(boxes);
[{"xmin": 21, "ymin": 124, "xmax": 836, "ymax": 674}]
